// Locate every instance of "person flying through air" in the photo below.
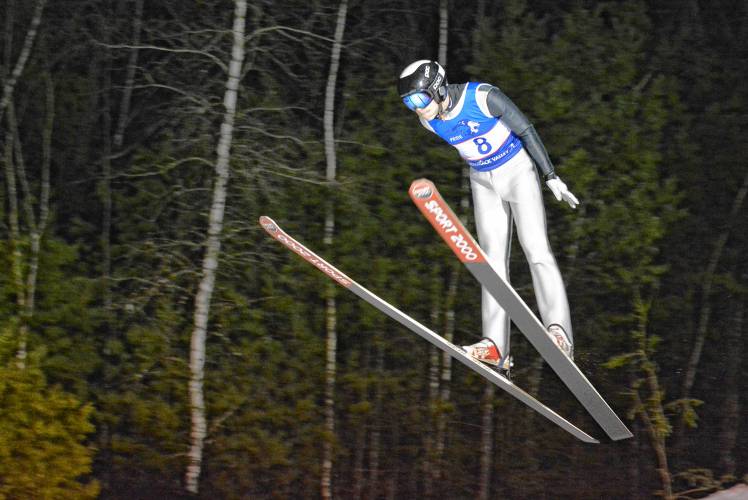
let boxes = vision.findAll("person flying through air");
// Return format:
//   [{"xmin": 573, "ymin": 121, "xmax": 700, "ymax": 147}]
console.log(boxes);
[{"xmin": 399, "ymin": 60, "xmax": 578, "ymax": 375}]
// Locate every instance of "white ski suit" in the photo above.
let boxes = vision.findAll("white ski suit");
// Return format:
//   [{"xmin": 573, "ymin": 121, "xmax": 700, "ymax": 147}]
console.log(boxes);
[{"xmin": 418, "ymin": 82, "xmax": 573, "ymax": 359}]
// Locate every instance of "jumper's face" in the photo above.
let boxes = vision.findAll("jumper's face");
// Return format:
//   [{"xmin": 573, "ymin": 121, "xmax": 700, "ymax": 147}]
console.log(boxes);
[
  {"xmin": 414, "ymin": 99, "xmax": 441, "ymax": 120},
  {"xmin": 403, "ymin": 91, "xmax": 439, "ymax": 120}
]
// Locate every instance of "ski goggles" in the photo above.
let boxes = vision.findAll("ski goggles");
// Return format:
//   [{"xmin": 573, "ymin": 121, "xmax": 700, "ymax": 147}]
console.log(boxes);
[{"xmin": 402, "ymin": 92, "xmax": 433, "ymax": 111}]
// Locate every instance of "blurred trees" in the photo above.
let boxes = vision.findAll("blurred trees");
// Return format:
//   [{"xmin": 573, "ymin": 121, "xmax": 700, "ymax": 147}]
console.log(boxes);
[{"xmin": 0, "ymin": 0, "xmax": 745, "ymax": 498}]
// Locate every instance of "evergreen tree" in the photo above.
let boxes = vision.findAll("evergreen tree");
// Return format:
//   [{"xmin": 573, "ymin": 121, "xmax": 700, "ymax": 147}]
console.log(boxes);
[{"xmin": 0, "ymin": 353, "xmax": 98, "ymax": 499}]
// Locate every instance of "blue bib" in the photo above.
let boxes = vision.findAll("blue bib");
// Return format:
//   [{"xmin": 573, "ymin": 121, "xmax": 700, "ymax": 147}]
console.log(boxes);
[{"xmin": 428, "ymin": 83, "xmax": 523, "ymax": 171}]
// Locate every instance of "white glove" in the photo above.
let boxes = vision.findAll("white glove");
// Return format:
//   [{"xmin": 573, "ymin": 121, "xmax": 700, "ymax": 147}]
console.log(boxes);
[{"xmin": 546, "ymin": 176, "xmax": 579, "ymax": 209}]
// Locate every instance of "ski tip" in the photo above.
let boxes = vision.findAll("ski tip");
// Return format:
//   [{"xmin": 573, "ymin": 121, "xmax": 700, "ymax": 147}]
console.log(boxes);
[
  {"xmin": 259, "ymin": 216, "xmax": 279, "ymax": 234},
  {"xmin": 409, "ymin": 178, "xmax": 436, "ymax": 199}
]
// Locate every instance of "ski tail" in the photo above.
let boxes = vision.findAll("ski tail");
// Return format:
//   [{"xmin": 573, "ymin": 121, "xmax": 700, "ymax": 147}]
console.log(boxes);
[{"xmin": 259, "ymin": 216, "xmax": 599, "ymax": 443}]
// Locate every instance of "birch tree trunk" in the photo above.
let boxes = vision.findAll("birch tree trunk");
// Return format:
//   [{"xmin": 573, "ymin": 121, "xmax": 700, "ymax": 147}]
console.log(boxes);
[
  {"xmin": 22, "ymin": 72, "xmax": 53, "ymax": 357},
  {"xmin": 432, "ymin": 0, "xmax": 456, "ymax": 485},
  {"xmin": 438, "ymin": 0, "xmax": 448, "ymax": 65},
  {"xmin": 2, "ymin": 0, "xmax": 14, "ymax": 88},
  {"xmin": 185, "ymin": 1, "xmax": 247, "ymax": 494},
  {"xmin": 112, "ymin": 0, "xmax": 142, "ymax": 152},
  {"xmin": 434, "ymin": 267, "xmax": 457, "ymax": 468},
  {"xmin": 3, "ymin": 108, "xmax": 25, "ymax": 331},
  {"xmin": 100, "ymin": 56, "xmax": 113, "ymax": 308},
  {"xmin": 4, "ymin": 69, "xmax": 53, "ymax": 364},
  {"xmin": 1, "ymin": 0, "xmax": 49, "ymax": 364},
  {"xmin": 0, "ymin": 0, "xmax": 45, "ymax": 125},
  {"xmin": 321, "ymin": 1, "xmax": 347, "ymax": 498},
  {"xmin": 101, "ymin": 0, "xmax": 143, "ymax": 308},
  {"xmin": 422, "ymin": 5, "xmax": 452, "ymax": 492}
]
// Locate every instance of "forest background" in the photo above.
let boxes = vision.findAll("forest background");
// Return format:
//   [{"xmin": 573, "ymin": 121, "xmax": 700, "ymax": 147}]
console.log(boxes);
[{"xmin": 0, "ymin": 0, "xmax": 746, "ymax": 498}]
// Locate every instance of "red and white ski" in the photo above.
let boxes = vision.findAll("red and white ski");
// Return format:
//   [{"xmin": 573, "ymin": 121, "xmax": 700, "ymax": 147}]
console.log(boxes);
[
  {"xmin": 408, "ymin": 178, "xmax": 633, "ymax": 441},
  {"xmin": 259, "ymin": 216, "xmax": 598, "ymax": 443}
]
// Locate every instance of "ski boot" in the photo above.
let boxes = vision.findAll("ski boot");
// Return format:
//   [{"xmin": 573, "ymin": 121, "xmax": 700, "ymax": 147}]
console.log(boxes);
[
  {"xmin": 548, "ymin": 324, "xmax": 573, "ymax": 360},
  {"xmin": 462, "ymin": 338, "xmax": 513, "ymax": 378}
]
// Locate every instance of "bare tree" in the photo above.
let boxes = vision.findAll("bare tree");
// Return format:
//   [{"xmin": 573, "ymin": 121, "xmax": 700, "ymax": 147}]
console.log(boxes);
[
  {"xmin": 434, "ymin": 265, "xmax": 457, "ymax": 473},
  {"xmin": 428, "ymin": 2, "xmax": 460, "ymax": 492},
  {"xmin": 438, "ymin": 0, "xmax": 448, "ymax": 65},
  {"xmin": 3, "ymin": 67, "xmax": 54, "ymax": 364},
  {"xmin": 321, "ymin": 1, "xmax": 348, "ymax": 498},
  {"xmin": 0, "ymin": 0, "xmax": 46, "ymax": 125},
  {"xmin": 100, "ymin": 0, "xmax": 144, "ymax": 308},
  {"xmin": 675, "ymin": 170, "xmax": 748, "ymax": 450},
  {"xmin": 185, "ymin": 0, "xmax": 247, "ymax": 494},
  {"xmin": 2, "ymin": 3, "xmax": 49, "ymax": 331}
]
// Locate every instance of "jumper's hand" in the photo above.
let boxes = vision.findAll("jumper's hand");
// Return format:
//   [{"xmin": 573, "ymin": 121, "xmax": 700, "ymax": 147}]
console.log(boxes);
[{"xmin": 546, "ymin": 177, "xmax": 579, "ymax": 209}]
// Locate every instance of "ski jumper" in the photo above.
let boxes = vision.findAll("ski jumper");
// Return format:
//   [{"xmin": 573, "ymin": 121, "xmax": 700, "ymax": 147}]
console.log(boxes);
[{"xmin": 418, "ymin": 82, "xmax": 572, "ymax": 358}]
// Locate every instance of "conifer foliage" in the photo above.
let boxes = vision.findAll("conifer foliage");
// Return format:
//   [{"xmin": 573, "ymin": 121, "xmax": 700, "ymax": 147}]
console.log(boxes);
[{"xmin": 0, "ymin": 0, "xmax": 745, "ymax": 497}]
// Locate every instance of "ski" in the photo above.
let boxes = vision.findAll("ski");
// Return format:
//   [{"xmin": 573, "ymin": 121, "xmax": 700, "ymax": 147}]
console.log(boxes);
[
  {"xmin": 259, "ymin": 216, "xmax": 599, "ymax": 443},
  {"xmin": 408, "ymin": 178, "xmax": 633, "ymax": 441}
]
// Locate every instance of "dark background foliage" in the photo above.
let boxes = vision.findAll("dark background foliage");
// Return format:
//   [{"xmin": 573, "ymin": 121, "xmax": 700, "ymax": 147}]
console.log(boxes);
[{"xmin": 1, "ymin": 0, "xmax": 746, "ymax": 498}]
